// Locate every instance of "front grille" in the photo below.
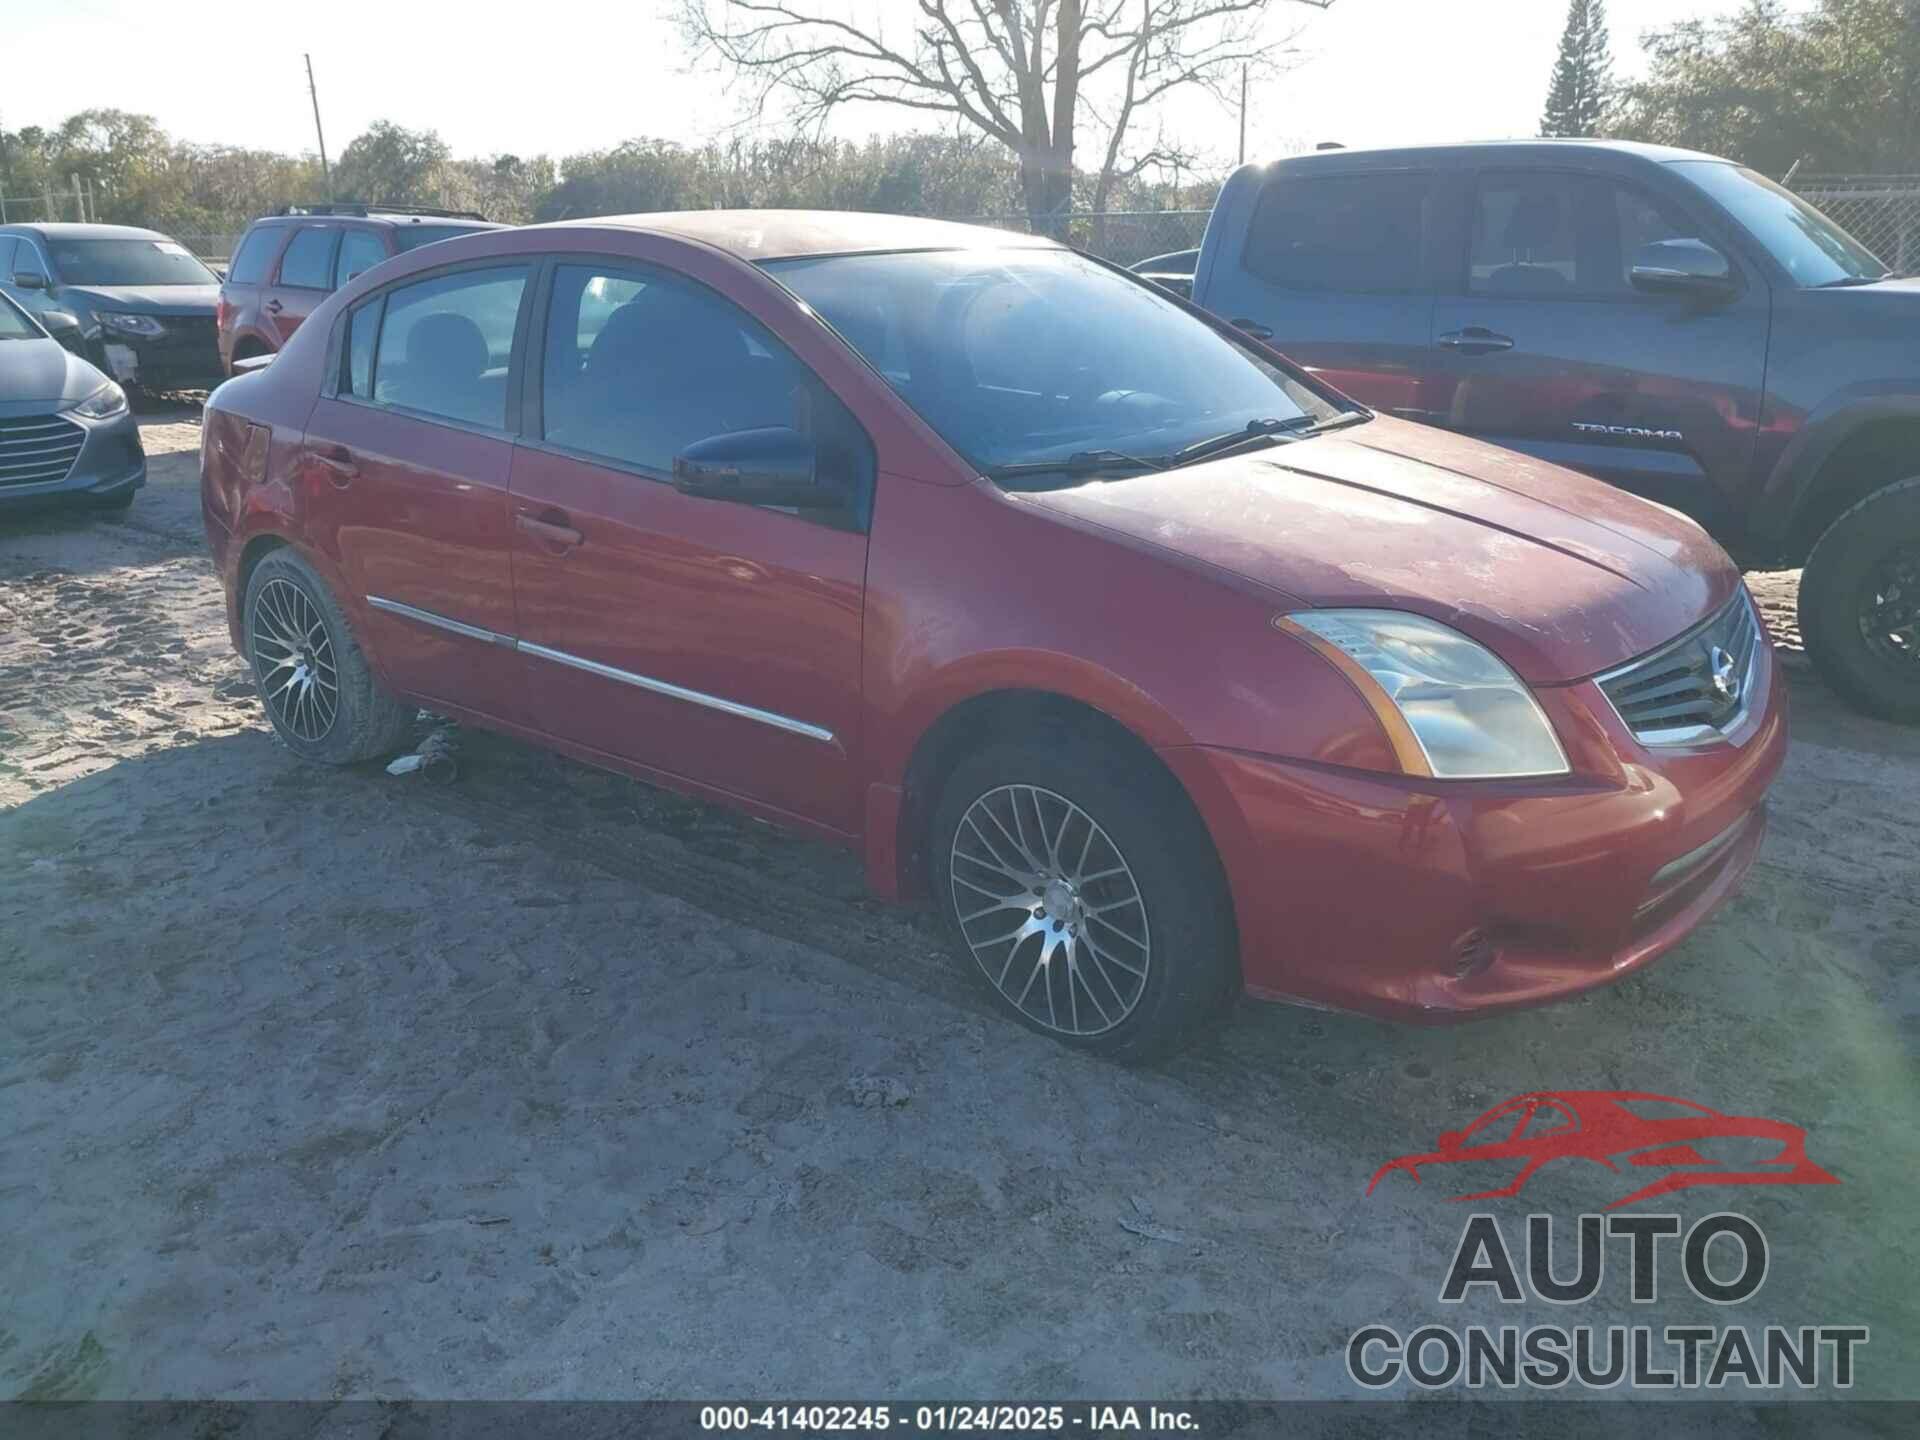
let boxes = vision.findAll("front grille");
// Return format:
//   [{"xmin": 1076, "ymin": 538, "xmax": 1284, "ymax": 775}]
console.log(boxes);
[
  {"xmin": 1597, "ymin": 593, "xmax": 1762, "ymax": 744},
  {"xmin": 0, "ymin": 413, "xmax": 86, "ymax": 489},
  {"xmin": 143, "ymin": 314, "xmax": 222, "ymax": 379}
]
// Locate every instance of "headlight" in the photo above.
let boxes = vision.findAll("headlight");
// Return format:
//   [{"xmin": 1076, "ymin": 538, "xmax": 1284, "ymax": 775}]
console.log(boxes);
[
  {"xmin": 94, "ymin": 311, "xmax": 166, "ymax": 338},
  {"xmin": 1277, "ymin": 610, "xmax": 1570, "ymax": 779},
  {"xmin": 70, "ymin": 381, "xmax": 129, "ymax": 421}
]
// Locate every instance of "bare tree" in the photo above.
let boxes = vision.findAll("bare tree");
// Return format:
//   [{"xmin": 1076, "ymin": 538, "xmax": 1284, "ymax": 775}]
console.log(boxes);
[{"xmin": 678, "ymin": 1, "xmax": 1337, "ymax": 232}]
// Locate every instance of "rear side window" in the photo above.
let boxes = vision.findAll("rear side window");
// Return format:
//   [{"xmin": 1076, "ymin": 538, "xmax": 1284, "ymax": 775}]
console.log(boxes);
[
  {"xmin": 227, "ymin": 226, "xmax": 279, "ymax": 286},
  {"xmin": 371, "ymin": 265, "xmax": 529, "ymax": 429},
  {"xmin": 344, "ymin": 297, "xmax": 380, "ymax": 397},
  {"xmin": 1243, "ymin": 173, "xmax": 1430, "ymax": 294},
  {"xmin": 0, "ymin": 238, "xmax": 17, "ymax": 277},
  {"xmin": 334, "ymin": 229, "xmax": 387, "ymax": 289},
  {"xmin": 278, "ymin": 227, "xmax": 335, "ymax": 289}
]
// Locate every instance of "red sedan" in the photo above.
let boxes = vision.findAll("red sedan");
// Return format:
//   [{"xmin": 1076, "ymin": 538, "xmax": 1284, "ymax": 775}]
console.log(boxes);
[{"xmin": 199, "ymin": 212, "xmax": 1786, "ymax": 1058}]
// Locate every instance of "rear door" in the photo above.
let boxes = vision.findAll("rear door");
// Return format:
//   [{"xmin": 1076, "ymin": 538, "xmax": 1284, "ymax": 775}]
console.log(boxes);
[
  {"xmin": 1201, "ymin": 169, "xmax": 1438, "ymax": 418},
  {"xmin": 1429, "ymin": 168, "xmax": 1770, "ymax": 529},
  {"xmin": 262, "ymin": 223, "xmax": 337, "ymax": 348},
  {"xmin": 506, "ymin": 258, "xmax": 871, "ymax": 834},
  {"xmin": 300, "ymin": 260, "xmax": 534, "ymax": 721}
]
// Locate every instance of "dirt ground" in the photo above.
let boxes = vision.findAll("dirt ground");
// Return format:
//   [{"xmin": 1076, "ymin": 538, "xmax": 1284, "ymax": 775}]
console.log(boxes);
[{"xmin": 2, "ymin": 412, "xmax": 1917, "ymax": 1411}]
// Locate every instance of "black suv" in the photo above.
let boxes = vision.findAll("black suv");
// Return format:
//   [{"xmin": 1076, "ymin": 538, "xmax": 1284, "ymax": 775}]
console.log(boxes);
[{"xmin": 1192, "ymin": 141, "xmax": 1920, "ymax": 720}]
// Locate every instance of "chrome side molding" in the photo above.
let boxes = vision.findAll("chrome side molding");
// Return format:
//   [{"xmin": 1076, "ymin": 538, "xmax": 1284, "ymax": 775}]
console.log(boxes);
[{"xmin": 366, "ymin": 594, "xmax": 835, "ymax": 745}]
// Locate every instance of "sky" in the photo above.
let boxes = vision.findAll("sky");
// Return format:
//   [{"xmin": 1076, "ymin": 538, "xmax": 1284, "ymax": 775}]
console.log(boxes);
[{"xmin": 5, "ymin": 0, "xmax": 1757, "ymax": 172}]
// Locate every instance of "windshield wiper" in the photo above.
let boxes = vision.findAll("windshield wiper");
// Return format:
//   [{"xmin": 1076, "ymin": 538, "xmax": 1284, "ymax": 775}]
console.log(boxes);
[
  {"xmin": 984, "ymin": 447, "xmax": 1168, "ymax": 480},
  {"xmin": 1814, "ymin": 274, "xmax": 1892, "ymax": 288},
  {"xmin": 1169, "ymin": 415, "xmax": 1324, "ymax": 467}
]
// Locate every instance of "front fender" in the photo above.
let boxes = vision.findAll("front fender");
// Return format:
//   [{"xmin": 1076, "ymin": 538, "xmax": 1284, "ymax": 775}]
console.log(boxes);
[{"xmin": 1752, "ymin": 386, "xmax": 1920, "ymax": 551}]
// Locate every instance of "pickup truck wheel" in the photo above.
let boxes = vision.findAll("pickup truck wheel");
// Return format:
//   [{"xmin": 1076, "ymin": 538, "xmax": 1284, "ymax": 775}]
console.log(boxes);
[
  {"xmin": 1799, "ymin": 475, "xmax": 1920, "ymax": 723},
  {"xmin": 244, "ymin": 549, "xmax": 415, "ymax": 764},
  {"xmin": 931, "ymin": 733, "xmax": 1236, "ymax": 1061}
]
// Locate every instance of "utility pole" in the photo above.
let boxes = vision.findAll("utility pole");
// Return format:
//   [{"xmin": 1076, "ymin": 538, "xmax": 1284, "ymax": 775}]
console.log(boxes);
[
  {"xmin": 1238, "ymin": 64, "xmax": 1248, "ymax": 167},
  {"xmin": 305, "ymin": 53, "xmax": 332, "ymax": 190}
]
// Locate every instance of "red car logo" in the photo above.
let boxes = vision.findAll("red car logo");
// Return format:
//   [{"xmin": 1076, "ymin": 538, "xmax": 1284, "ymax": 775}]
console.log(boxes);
[{"xmin": 1367, "ymin": 1090, "xmax": 1838, "ymax": 1210}]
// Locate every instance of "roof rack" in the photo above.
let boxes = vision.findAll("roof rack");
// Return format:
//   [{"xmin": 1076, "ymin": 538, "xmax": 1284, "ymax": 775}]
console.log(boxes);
[{"xmin": 274, "ymin": 202, "xmax": 489, "ymax": 222}]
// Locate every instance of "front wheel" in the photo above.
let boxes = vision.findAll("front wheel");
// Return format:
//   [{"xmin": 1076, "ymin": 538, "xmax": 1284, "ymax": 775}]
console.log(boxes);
[
  {"xmin": 931, "ymin": 734, "xmax": 1237, "ymax": 1061},
  {"xmin": 1799, "ymin": 476, "xmax": 1920, "ymax": 723},
  {"xmin": 243, "ymin": 549, "xmax": 415, "ymax": 763}
]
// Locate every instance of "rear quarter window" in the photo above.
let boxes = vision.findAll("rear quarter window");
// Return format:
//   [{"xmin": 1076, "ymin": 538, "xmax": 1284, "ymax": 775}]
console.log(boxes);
[
  {"xmin": 227, "ymin": 226, "xmax": 281, "ymax": 286},
  {"xmin": 1243, "ymin": 172, "xmax": 1432, "ymax": 294}
]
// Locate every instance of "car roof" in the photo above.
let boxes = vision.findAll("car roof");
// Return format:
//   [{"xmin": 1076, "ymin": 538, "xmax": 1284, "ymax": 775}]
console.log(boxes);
[
  {"xmin": 546, "ymin": 209, "xmax": 1058, "ymax": 262},
  {"xmin": 250, "ymin": 213, "xmax": 501, "ymax": 229},
  {"xmin": 0, "ymin": 222, "xmax": 173, "ymax": 241},
  {"xmin": 1270, "ymin": 139, "xmax": 1731, "ymax": 171}
]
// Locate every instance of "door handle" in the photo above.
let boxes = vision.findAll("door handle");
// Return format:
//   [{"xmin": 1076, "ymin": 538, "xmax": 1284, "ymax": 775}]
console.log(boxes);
[
  {"xmin": 313, "ymin": 444, "xmax": 358, "ymax": 486},
  {"xmin": 265, "ymin": 298, "xmax": 284, "ymax": 314},
  {"xmin": 1231, "ymin": 317, "xmax": 1275, "ymax": 340},
  {"xmin": 1437, "ymin": 327, "xmax": 1515, "ymax": 355},
  {"xmin": 515, "ymin": 507, "xmax": 584, "ymax": 552}
]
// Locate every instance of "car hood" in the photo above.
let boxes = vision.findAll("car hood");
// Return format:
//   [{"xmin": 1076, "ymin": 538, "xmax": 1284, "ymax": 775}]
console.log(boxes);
[
  {"xmin": 0, "ymin": 335, "xmax": 111, "ymax": 410},
  {"xmin": 1016, "ymin": 416, "xmax": 1740, "ymax": 685},
  {"xmin": 63, "ymin": 283, "xmax": 220, "ymax": 315}
]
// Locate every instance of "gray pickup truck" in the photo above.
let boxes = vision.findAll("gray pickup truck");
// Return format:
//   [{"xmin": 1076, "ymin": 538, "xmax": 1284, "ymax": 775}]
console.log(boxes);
[{"xmin": 1174, "ymin": 140, "xmax": 1920, "ymax": 721}]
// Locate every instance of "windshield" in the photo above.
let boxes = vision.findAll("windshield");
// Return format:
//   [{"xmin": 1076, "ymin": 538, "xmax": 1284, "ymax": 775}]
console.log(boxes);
[
  {"xmin": 392, "ymin": 224, "xmax": 489, "ymax": 252},
  {"xmin": 47, "ymin": 237, "xmax": 219, "ymax": 287},
  {"xmin": 764, "ymin": 247, "xmax": 1346, "ymax": 484},
  {"xmin": 1672, "ymin": 162, "xmax": 1889, "ymax": 286},
  {"xmin": 0, "ymin": 292, "xmax": 42, "ymax": 340}
]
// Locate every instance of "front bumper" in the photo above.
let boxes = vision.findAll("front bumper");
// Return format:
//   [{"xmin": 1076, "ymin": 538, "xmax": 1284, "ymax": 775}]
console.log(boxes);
[
  {"xmin": 0, "ymin": 404, "xmax": 147, "ymax": 509},
  {"xmin": 1162, "ymin": 638, "xmax": 1788, "ymax": 1023},
  {"xmin": 86, "ymin": 318, "xmax": 223, "ymax": 391}
]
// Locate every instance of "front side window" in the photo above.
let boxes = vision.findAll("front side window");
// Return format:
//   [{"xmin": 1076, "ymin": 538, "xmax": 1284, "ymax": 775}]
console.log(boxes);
[
  {"xmin": 392, "ymin": 224, "xmax": 489, "ymax": 252},
  {"xmin": 1671, "ymin": 160, "xmax": 1888, "ymax": 286},
  {"xmin": 1470, "ymin": 173, "xmax": 1581, "ymax": 295},
  {"xmin": 371, "ymin": 264, "xmax": 528, "ymax": 428},
  {"xmin": 277, "ymin": 227, "xmax": 335, "ymax": 289},
  {"xmin": 767, "ymin": 247, "xmax": 1344, "ymax": 483},
  {"xmin": 227, "ymin": 227, "xmax": 280, "ymax": 286},
  {"xmin": 539, "ymin": 264, "xmax": 870, "ymax": 501},
  {"xmin": 334, "ymin": 230, "xmax": 387, "ymax": 289},
  {"xmin": 0, "ymin": 238, "xmax": 17, "ymax": 278},
  {"xmin": 1243, "ymin": 173, "xmax": 1430, "ymax": 294},
  {"xmin": 45, "ymin": 237, "xmax": 218, "ymax": 287}
]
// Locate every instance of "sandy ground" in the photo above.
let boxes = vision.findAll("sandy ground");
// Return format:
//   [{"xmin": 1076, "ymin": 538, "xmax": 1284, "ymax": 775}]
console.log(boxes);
[{"xmin": 2, "ymin": 412, "xmax": 1917, "ymax": 1411}]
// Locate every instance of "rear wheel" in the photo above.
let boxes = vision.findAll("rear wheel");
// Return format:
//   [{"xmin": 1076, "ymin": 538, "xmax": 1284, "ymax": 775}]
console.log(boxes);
[
  {"xmin": 931, "ymin": 732, "xmax": 1236, "ymax": 1061},
  {"xmin": 1799, "ymin": 476, "xmax": 1920, "ymax": 722},
  {"xmin": 243, "ymin": 549, "xmax": 414, "ymax": 763}
]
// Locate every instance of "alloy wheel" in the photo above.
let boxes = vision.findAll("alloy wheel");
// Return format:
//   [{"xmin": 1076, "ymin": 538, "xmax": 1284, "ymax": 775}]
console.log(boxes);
[
  {"xmin": 948, "ymin": 783, "xmax": 1151, "ymax": 1037},
  {"xmin": 1858, "ymin": 543, "xmax": 1920, "ymax": 667},
  {"xmin": 251, "ymin": 577, "xmax": 341, "ymax": 743}
]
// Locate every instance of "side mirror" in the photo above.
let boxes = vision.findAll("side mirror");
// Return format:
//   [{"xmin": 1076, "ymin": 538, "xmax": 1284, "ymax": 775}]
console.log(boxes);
[
  {"xmin": 1630, "ymin": 239, "xmax": 1736, "ymax": 300},
  {"xmin": 672, "ymin": 426, "xmax": 843, "ymax": 508},
  {"xmin": 12, "ymin": 270, "xmax": 50, "ymax": 291}
]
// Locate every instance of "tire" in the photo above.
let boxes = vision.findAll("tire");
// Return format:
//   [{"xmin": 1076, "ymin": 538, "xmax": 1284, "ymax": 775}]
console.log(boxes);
[
  {"xmin": 243, "ymin": 549, "xmax": 415, "ymax": 764},
  {"xmin": 1798, "ymin": 475, "xmax": 1920, "ymax": 723},
  {"xmin": 931, "ymin": 731, "xmax": 1237, "ymax": 1061}
]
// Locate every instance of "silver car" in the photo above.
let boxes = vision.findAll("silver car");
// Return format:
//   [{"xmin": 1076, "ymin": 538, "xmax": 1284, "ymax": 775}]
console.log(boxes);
[{"xmin": 0, "ymin": 291, "xmax": 145, "ymax": 513}]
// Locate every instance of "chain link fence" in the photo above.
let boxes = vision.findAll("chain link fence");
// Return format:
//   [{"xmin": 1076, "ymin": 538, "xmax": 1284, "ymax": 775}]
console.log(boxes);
[
  {"xmin": 1791, "ymin": 177, "xmax": 1920, "ymax": 273},
  {"xmin": 57, "ymin": 181, "xmax": 1920, "ymax": 277}
]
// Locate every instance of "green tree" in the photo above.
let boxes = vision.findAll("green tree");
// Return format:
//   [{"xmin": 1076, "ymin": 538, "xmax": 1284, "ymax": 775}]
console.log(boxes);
[
  {"xmin": 332, "ymin": 121, "xmax": 453, "ymax": 205},
  {"xmin": 1611, "ymin": 0, "xmax": 1920, "ymax": 174},
  {"xmin": 1540, "ymin": 0, "xmax": 1614, "ymax": 138}
]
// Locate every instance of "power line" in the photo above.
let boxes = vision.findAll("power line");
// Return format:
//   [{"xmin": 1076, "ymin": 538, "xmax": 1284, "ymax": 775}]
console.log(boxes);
[{"xmin": 306, "ymin": 54, "xmax": 332, "ymax": 189}]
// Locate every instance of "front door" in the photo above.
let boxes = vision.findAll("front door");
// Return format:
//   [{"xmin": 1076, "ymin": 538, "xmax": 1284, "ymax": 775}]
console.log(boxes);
[
  {"xmin": 507, "ymin": 261, "xmax": 870, "ymax": 835},
  {"xmin": 263, "ymin": 223, "xmax": 337, "ymax": 348},
  {"xmin": 1429, "ymin": 168, "xmax": 1770, "ymax": 531},
  {"xmin": 301, "ymin": 260, "xmax": 534, "ymax": 721}
]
